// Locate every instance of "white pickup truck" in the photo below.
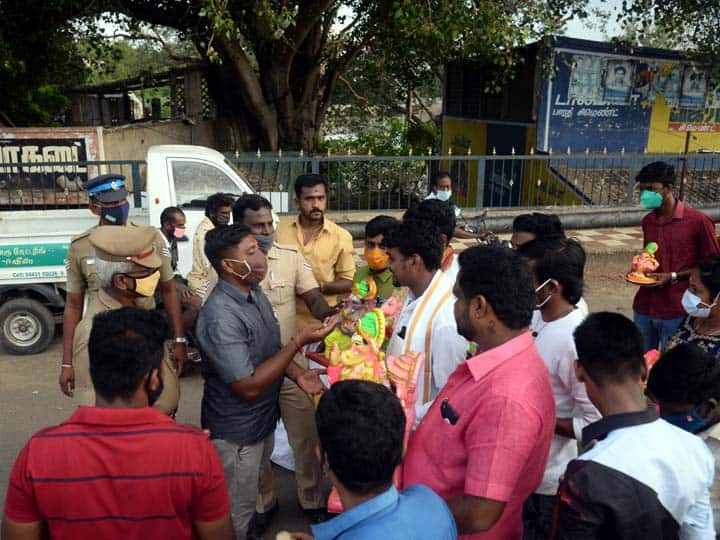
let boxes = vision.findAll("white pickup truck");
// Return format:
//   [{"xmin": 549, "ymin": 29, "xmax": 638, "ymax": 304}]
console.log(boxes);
[{"xmin": 0, "ymin": 144, "xmax": 280, "ymax": 355}]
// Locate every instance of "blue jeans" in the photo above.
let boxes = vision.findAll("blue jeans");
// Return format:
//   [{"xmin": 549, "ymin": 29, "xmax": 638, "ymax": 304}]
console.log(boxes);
[{"xmin": 633, "ymin": 312, "xmax": 684, "ymax": 352}]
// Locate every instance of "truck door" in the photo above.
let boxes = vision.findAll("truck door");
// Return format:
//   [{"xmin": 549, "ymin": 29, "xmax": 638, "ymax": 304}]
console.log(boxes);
[{"xmin": 166, "ymin": 158, "xmax": 253, "ymax": 277}]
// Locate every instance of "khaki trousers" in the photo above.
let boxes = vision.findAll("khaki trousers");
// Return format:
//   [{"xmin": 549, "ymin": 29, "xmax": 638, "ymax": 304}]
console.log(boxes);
[
  {"xmin": 214, "ymin": 435, "xmax": 274, "ymax": 540},
  {"xmin": 257, "ymin": 377, "xmax": 324, "ymax": 511}
]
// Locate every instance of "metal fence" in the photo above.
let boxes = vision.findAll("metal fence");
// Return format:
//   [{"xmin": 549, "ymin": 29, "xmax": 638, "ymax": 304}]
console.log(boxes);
[
  {"xmin": 2, "ymin": 153, "xmax": 718, "ymax": 212},
  {"xmin": 229, "ymin": 152, "xmax": 720, "ymax": 210}
]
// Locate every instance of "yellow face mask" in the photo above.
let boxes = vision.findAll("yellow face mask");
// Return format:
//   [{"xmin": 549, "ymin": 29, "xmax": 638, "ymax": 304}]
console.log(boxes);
[
  {"xmin": 131, "ymin": 270, "xmax": 161, "ymax": 297},
  {"xmin": 365, "ymin": 247, "xmax": 389, "ymax": 272}
]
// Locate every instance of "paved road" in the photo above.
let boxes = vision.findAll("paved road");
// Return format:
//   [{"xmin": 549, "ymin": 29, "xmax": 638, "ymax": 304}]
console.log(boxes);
[{"xmin": 0, "ymin": 251, "xmax": 634, "ymax": 537}]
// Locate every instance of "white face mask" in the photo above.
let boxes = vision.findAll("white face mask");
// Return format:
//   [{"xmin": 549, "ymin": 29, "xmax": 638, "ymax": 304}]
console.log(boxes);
[
  {"xmin": 682, "ymin": 289, "xmax": 719, "ymax": 318},
  {"xmin": 535, "ymin": 278, "xmax": 554, "ymax": 310},
  {"xmin": 435, "ymin": 190, "xmax": 452, "ymax": 202}
]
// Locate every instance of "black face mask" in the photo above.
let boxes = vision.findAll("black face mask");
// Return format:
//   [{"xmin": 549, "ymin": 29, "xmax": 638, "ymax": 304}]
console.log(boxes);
[{"xmin": 146, "ymin": 371, "xmax": 164, "ymax": 406}]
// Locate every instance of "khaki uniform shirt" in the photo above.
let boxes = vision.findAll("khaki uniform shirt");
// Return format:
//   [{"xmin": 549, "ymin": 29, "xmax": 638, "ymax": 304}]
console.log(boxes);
[
  {"xmin": 65, "ymin": 223, "xmax": 174, "ymax": 309},
  {"xmin": 260, "ymin": 243, "xmax": 319, "ymax": 345},
  {"xmin": 276, "ymin": 217, "xmax": 356, "ymax": 329},
  {"xmin": 71, "ymin": 288, "xmax": 179, "ymax": 415},
  {"xmin": 187, "ymin": 216, "xmax": 217, "ymax": 300}
]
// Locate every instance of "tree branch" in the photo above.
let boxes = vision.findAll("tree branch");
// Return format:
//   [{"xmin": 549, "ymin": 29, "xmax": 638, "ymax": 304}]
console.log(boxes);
[
  {"xmin": 285, "ymin": 0, "xmax": 336, "ymax": 51},
  {"xmin": 339, "ymin": 75, "xmax": 369, "ymax": 103},
  {"xmin": 412, "ymin": 89, "xmax": 437, "ymax": 121}
]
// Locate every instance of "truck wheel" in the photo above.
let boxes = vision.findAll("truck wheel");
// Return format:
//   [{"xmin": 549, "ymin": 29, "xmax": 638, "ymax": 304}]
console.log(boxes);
[{"xmin": 0, "ymin": 298, "xmax": 56, "ymax": 355}]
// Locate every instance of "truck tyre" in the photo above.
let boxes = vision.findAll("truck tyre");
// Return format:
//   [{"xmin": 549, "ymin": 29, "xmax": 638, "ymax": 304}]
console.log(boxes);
[{"xmin": 0, "ymin": 298, "xmax": 55, "ymax": 355}]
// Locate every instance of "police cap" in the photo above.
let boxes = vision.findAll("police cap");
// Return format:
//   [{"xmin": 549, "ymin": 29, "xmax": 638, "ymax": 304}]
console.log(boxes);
[
  {"xmin": 89, "ymin": 225, "xmax": 162, "ymax": 269},
  {"xmin": 82, "ymin": 174, "xmax": 129, "ymax": 203}
]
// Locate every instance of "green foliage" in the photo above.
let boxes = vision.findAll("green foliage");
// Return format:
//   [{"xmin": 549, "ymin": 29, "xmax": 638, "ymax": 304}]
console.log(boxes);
[{"xmin": 317, "ymin": 118, "xmax": 438, "ymax": 156}]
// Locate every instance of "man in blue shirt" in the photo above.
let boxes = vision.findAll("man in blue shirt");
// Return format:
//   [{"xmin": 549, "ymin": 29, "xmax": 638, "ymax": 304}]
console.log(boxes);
[{"xmin": 288, "ymin": 380, "xmax": 456, "ymax": 539}]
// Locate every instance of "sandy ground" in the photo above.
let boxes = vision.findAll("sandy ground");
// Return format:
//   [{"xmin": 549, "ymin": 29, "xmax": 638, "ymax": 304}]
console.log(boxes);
[{"xmin": 0, "ymin": 251, "xmax": 635, "ymax": 537}]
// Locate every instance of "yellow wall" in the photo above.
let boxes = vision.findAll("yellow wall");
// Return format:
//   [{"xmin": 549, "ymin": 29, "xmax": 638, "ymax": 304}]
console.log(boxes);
[
  {"xmin": 647, "ymin": 95, "xmax": 720, "ymax": 153},
  {"xmin": 441, "ymin": 117, "xmax": 487, "ymax": 206}
]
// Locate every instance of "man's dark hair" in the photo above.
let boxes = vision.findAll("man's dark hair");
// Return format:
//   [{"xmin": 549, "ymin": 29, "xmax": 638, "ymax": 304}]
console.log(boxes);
[
  {"xmin": 698, "ymin": 256, "xmax": 720, "ymax": 299},
  {"xmin": 636, "ymin": 161, "xmax": 676, "ymax": 185},
  {"xmin": 457, "ymin": 245, "xmax": 534, "ymax": 329},
  {"xmin": 316, "ymin": 380, "xmax": 405, "ymax": 496},
  {"xmin": 204, "ymin": 223, "xmax": 252, "ymax": 271},
  {"xmin": 527, "ymin": 238, "xmax": 586, "ymax": 305},
  {"xmin": 89, "ymin": 307, "xmax": 170, "ymax": 401},
  {"xmin": 294, "ymin": 173, "xmax": 328, "ymax": 198},
  {"xmin": 160, "ymin": 206, "xmax": 184, "ymax": 226},
  {"xmin": 382, "ymin": 219, "xmax": 443, "ymax": 271},
  {"xmin": 573, "ymin": 312, "xmax": 645, "ymax": 387},
  {"xmin": 512, "ymin": 213, "xmax": 565, "ymax": 240},
  {"xmin": 365, "ymin": 215, "xmax": 399, "ymax": 239},
  {"xmin": 647, "ymin": 343, "xmax": 720, "ymax": 405},
  {"xmin": 614, "ymin": 65, "xmax": 626, "ymax": 74},
  {"xmin": 232, "ymin": 193, "xmax": 272, "ymax": 223},
  {"xmin": 204, "ymin": 192, "xmax": 235, "ymax": 217},
  {"xmin": 430, "ymin": 171, "xmax": 451, "ymax": 188},
  {"xmin": 403, "ymin": 198, "xmax": 456, "ymax": 242}
]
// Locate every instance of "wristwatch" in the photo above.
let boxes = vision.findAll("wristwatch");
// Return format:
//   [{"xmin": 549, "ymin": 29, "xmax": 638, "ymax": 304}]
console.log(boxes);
[
  {"xmin": 174, "ymin": 337, "xmax": 188, "ymax": 345},
  {"xmin": 670, "ymin": 272, "xmax": 678, "ymax": 284}
]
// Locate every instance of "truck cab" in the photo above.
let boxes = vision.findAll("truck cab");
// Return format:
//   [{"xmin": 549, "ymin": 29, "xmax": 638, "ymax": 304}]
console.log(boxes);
[{"xmin": 0, "ymin": 144, "xmax": 257, "ymax": 355}]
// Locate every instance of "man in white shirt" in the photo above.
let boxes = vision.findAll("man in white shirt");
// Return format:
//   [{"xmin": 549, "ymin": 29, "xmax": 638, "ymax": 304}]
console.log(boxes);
[
  {"xmin": 382, "ymin": 219, "xmax": 468, "ymax": 425},
  {"xmin": 521, "ymin": 237, "xmax": 600, "ymax": 540},
  {"xmin": 512, "ymin": 213, "xmax": 589, "ymax": 317},
  {"xmin": 404, "ymin": 198, "xmax": 460, "ymax": 285}
]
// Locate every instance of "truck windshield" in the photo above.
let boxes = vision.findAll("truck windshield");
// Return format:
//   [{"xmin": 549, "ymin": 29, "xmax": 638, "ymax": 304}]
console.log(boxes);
[{"xmin": 171, "ymin": 159, "xmax": 251, "ymax": 208}]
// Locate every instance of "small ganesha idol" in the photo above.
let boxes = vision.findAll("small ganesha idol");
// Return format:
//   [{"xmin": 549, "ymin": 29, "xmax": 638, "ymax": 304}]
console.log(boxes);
[{"xmin": 626, "ymin": 242, "xmax": 659, "ymax": 285}]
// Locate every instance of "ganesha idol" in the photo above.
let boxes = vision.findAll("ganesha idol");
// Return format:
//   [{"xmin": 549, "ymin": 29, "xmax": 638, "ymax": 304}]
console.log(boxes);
[
  {"xmin": 307, "ymin": 278, "xmax": 425, "ymax": 514},
  {"xmin": 626, "ymin": 242, "xmax": 660, "ymax": 285}
]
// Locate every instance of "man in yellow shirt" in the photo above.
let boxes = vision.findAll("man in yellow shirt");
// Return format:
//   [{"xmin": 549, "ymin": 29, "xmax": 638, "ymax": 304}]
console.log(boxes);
[{"xmin": 276, "ymin": 174, "xmax": 356, "ymax": 332}]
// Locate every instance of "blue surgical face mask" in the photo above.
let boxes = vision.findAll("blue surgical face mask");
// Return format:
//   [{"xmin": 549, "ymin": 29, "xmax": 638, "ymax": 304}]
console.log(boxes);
[
  {"xmin": 640, "ymin": 189, "xmax": 663, "ymax": 210},
  {"xmin": 682, "ymin": 289, "xmax": 719, "ymax": 318},
  {"xmin": 101, "ymin": 202, "xmax": 130, "ymax": 225},
  {"xmin": 435, "ymin": 190, "xmax": 452, "ymax": 202},
  {"xmin": 663, "ymin": 405, "xmax": 708, "ymax": 434}
]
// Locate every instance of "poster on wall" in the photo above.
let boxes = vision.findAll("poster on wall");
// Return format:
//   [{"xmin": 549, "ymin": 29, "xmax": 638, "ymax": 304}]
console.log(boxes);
[
  {"xmin": 631, "ymin": 63, "xmax": 656, "ymax": 103},
  {"xmin": 569, "ymin": 54, "xmax": 605, "ymax": 101},
  {"xmin": 0, "ymin": 128, "xmax": 104, "ymax": 200},
  {"xmin": 604, "ymin": 60, "xmax": 634, "ymax": 103},
  {"xmin": 679, "ymin": 67, "xmax": 707, "ymax": 109},
  {"xmin": 653, "ymin": 63, "xmax": 682, "ymax": 107}
]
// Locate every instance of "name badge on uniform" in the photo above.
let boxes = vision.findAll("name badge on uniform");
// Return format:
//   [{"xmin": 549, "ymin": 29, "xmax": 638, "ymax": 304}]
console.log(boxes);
[{"xmin": 86, "ymin": 258, "xmax": 95, "ymax": 265}]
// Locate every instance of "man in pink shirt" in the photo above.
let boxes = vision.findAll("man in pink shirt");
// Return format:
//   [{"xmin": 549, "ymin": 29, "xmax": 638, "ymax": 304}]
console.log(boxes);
[{"xmin": 403, "ymin": 245, "xmax": 556, "ymax": 539}]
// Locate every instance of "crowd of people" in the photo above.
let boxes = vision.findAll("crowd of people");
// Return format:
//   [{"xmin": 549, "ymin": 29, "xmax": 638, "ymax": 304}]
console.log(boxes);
[{"xmin": 3, "ymin": 161, "xmax": 720, "ymax": 540}]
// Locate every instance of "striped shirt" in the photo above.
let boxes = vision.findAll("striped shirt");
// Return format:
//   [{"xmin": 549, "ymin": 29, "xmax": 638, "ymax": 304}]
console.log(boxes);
[{"xmin": 4, "ymin": 406, "xmax": 230, "ymax": 539}]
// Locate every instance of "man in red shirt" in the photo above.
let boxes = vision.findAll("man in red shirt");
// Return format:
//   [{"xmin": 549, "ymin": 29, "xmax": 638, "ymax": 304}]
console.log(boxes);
[
  {"xmin": 2, "ymin": 308, "xmax": 233, "ymax": 540},
  {"xmin": 633, "ymin": 161, "xmax": 720, "ymax": 351},
  {"xmin": 402, "ymin": 245, "xmax": 556, "ymax": 539}
]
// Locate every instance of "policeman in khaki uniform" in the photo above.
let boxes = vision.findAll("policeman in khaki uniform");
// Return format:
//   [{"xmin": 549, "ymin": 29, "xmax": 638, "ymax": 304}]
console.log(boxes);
[
  {"xmin": 233, "ymin": 195, "xmax": 336, "ymax": 530},
  {"xmin": 60, "ymin": 174, "xmax": 188, "ymax": 398},
  {"xmin": 66, "ymin": 225, "xmax": 179, "ymax": 415}
]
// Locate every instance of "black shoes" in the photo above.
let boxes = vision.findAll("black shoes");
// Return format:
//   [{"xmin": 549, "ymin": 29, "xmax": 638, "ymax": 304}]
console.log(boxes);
[{"xmin": 252, "ymin": 500, "xmax": 279, "ymax": 537}]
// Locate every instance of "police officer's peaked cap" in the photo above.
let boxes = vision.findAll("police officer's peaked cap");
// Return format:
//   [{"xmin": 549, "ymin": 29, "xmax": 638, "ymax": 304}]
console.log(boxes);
[
  {"xmin": 82, "ymin": 173, "xmax": 129, "ymax": 203},
  {"xmin": 89, "ymin": 226, "xmax": 161, "ymax": 269}
]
